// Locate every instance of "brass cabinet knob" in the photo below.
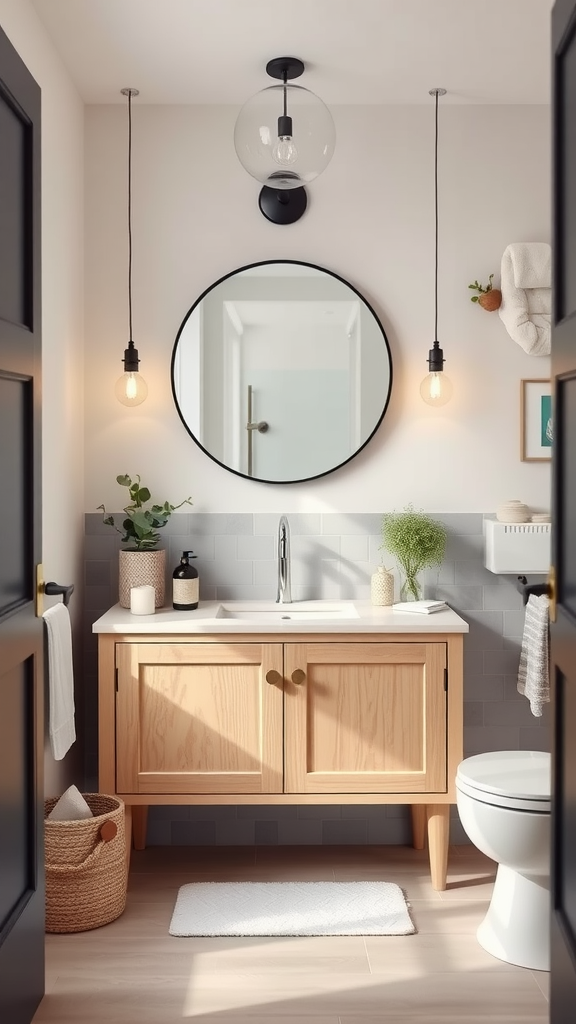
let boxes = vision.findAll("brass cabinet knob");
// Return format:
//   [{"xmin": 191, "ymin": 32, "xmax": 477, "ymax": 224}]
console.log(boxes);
[
  {"xmin": 291, "ymin": 669, "xmax": 306, "ymax": 686},
  {"xmin": 265, "ymin": 669, "xmax": 282, "ymax": 686}
]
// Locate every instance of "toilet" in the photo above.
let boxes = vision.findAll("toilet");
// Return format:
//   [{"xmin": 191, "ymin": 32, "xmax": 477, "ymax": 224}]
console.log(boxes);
[{"xmin": 456, "ymin": 749, "xmax": 551, "ymax": 971}]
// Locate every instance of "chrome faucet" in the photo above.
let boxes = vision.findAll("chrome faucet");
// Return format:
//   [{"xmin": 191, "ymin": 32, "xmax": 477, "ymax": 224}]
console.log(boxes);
[{"xmin": 276, "ymin": 515, "xmax": 292, "ymax": 604}]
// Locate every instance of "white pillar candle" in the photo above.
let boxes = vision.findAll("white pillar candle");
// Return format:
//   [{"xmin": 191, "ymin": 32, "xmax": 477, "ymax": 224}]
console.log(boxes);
[{"xmin": 130, "ymin": 585, "xmax": 156, "ymax": 615}]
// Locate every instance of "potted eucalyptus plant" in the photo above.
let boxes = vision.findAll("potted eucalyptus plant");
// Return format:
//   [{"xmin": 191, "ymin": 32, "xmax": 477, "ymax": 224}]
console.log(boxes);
[
  {"xmin": 98, "ymin": 474, "xmax": 193, "ymax": 608},
  {"xmin": 380, "ymin": 504, "xmax": 446, "ymax": 602}
]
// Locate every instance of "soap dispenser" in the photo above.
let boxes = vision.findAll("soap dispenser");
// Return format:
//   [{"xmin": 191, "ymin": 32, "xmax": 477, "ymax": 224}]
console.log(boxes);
[{"xmin": 172, "ymin": 550, "xmax": 199, "ymax": 610}]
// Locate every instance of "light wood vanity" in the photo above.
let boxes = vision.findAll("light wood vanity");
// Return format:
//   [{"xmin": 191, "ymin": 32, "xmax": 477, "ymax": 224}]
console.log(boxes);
[{"xmin": 93, "ymin": 601, "xmax": 468, "ymax": 890}]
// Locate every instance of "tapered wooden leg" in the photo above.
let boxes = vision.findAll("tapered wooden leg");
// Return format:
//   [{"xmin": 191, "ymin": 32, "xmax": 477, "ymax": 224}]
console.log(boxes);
[
  {"xmin": 132, "ymin": 805, "xmax": 149, "ymax": 850},
  {"xmin": 124, "ymin": 804, "xmax": 133, "ymax": 871},
  {"xmin": 411, "ymin": 804, "xmax": 427, "ymax": 850},
  {"xmin": 427, "ymin": 803, "xmax": 450, "ymax": 891}
]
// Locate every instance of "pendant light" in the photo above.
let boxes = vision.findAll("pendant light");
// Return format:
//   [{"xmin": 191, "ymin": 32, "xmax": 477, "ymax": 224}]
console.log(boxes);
[
  {"xmin": 115, "ymin": 87, "xmax": 148, "ymax": 407},
  {"xmin": 420, "ymin": 88, "xmax": 453, "ymax": 407},
  {"xmin": 234, "ymin": 57, "xmax": 336, "ymax": 224}
]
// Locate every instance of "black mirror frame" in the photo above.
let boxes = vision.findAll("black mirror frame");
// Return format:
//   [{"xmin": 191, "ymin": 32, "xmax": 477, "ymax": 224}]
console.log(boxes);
[{"xmin": 170, "ymin": 258, "xmax": 393, "ymax": 485}]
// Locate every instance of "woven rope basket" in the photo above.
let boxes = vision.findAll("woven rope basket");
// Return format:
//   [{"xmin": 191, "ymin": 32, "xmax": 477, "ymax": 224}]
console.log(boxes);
[{"xmin": 44, "ymin": 793, "xmax": 127, "ymax": 933}]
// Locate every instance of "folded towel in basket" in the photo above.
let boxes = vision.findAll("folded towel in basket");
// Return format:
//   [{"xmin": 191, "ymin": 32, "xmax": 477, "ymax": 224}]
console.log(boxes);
[
  {"xmin": 48, "ymin": 784, "xmax": 93, "ymax": 821},
  {"xmin": 517, "ymin": 594, "xmax": 550, "ymax": 716}
]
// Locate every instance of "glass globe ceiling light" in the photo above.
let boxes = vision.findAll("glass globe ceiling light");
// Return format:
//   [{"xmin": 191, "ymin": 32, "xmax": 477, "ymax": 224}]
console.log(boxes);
[
  {"xmin": 234, "ymin": 57, "xmax": 336, "ymax": 224},
  {"xmin": 420, "ymin": 87, "xmax": 453, "ymax": 407},
  {"xmin": 115, "ymin": 87, "xmax": 148, "ymax": 407}
]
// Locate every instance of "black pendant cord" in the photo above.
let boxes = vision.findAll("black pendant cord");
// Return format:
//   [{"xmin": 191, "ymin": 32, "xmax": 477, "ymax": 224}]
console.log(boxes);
[
  {"xmin": 425, "ymin": 87, "xmax": 446, "ymax": 373},
  {"xmin": 127, "ymin": 89, "xmax": 134, "ymax": 346},
  {"xmin": 283, "ymin": 70, "xmax": 288, "ymax": 118},
  {"xmin": 433, "ymin": 88, "xmax": 439, "ymax": 346},
  {"xmin": 120, "ymin": 87, "xmax": 140, "ymax": 372}
]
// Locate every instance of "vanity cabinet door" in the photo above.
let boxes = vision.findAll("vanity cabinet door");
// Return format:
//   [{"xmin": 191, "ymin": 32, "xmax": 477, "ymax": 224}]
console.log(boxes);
[
  {"xmin": 115, "ymin": 642, "xmax": 284, "ymax": 795},
  {"xmin": 283, "ymin": 642, "xmax": 447, "ymax": 794}
]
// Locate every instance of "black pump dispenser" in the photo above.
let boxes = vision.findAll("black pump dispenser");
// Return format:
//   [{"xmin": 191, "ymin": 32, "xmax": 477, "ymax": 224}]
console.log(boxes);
[{"xmin": 172, "ymin": 550, "xmax": 199, "ymax": 610}]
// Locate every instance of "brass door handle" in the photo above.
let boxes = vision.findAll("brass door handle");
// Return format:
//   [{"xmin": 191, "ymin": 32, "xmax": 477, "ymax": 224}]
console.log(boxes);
[
  {"xmin": 265, "ymin": 670, "xmax": 282, "ymax": 686},
  {"xmin": 548, "ymin": 565, "xmax": 557, "ymax": 623},
  {"xmin": 291, "ymin": 669, "xmax": 306, "ymax": 685}
]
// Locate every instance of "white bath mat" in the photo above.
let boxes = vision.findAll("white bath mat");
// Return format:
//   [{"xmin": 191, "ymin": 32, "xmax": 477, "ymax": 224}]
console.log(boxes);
[{"xmin": 169, "ymin": 881, "xmax": 415, "ymax": 936}]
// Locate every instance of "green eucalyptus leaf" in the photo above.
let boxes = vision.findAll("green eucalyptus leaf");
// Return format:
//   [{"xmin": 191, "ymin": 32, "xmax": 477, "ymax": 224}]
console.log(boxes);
[
  {"xmin": 99, "ymin": 476, "xmax": 193, "ymax": 550},
  {"xmin": 471, "ymin": 295, "xmax": 479, "ymax": 302}
]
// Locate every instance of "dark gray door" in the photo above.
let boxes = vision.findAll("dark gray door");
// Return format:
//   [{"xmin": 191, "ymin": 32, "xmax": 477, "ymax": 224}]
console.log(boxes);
[
  {"xmin": 551, "ymin": 0, "xmax": 576, "ymax": 1017},
  {"xmin": 0, "ymin": 23, "xmax": 44, "ymax": 1024}
]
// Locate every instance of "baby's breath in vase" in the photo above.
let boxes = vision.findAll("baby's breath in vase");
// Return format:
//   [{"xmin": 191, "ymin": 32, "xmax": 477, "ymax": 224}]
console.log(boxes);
[
  {"xmin": 380, "ymin": 505, "xmax": 446, "ymax": 603},
  {"xmin": 400, "ymin": 572, "xmax": 423, "ymax": 603}
]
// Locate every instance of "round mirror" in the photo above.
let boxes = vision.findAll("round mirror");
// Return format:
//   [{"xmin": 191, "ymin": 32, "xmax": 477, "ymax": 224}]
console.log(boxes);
[{"xmin": 171, "ymin": 260, "xmax": 393, "ymax": 484}]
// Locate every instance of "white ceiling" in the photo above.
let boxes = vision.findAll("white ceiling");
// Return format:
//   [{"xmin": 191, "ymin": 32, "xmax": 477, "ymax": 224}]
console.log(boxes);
[{"xmin": 30, "ymin": 0, "xmax": 553, "ymax": 106}]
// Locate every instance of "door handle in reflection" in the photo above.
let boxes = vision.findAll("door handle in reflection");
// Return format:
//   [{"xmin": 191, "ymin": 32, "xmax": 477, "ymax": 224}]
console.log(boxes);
[
  {"xmin": 265, "ymin": 670, "xmax": 282, "ymax": 686},
  {"xmin": 291, "ymin": 669, "xmax": 306, "ymax": 685}
]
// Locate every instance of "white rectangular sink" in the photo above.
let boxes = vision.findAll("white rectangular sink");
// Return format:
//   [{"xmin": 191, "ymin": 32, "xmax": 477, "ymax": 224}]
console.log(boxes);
[{"xmin": 215, "ymin": 601, "xmax": 360, "ymax": 622}]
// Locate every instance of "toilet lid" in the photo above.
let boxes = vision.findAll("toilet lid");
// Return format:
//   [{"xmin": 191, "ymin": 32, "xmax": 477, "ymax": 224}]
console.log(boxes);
[{"xmin": 456, "ymin": 750, "xmax": 551, "ymax": 812}]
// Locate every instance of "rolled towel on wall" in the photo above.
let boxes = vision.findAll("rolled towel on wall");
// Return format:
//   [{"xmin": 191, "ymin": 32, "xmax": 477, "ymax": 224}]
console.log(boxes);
[
  {"xmin": 43, "ymin": 602, "xmax": 76, "ymax": 760},
  {"xmin": 498, "ymin": 242, "xmax": 551, "ymax": 356}
]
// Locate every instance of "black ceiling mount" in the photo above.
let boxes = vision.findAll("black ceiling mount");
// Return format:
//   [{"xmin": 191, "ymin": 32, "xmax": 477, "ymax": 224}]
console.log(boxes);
[
  {"xmin": 265, "ymin": 57, "xmax": 305, "ymax": 81},
  {"xmin": 258, "ymin": 184, "xmax": 308, "ymax": 224}
]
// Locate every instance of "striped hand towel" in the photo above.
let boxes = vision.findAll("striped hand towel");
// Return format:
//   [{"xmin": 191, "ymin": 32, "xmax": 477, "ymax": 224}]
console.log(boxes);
[{"xmin": 517, "ymin": 594, "xmax": 550, "ymax": 716}]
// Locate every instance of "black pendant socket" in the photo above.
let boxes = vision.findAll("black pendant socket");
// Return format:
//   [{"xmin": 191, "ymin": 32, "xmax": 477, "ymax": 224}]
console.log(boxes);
[
  {"xmin": 123, "ymin": 341, "xmax": 140, "ymax": 372},
  {"xmin": 427, "ymin": 342, "xmax": 445, "ymax": 373},
  {"xmin": 258, "ymin": 185, "xmax": 307, "ymax": 224},
  {"xmin": 277, "ymin": 114, "xmax": 293, "ymax": 137}
]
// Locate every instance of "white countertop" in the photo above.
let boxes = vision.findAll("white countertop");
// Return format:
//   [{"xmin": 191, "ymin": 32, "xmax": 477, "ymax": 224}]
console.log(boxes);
[{"xmin": 92, "ymin": 600, "xmax": 469, "ymax": 635}]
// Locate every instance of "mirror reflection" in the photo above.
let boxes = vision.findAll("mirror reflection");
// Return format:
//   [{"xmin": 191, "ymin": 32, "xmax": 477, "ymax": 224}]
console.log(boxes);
[{"xmin": 171, "ymin": 260, "xmax": 393, "ymax": 484}]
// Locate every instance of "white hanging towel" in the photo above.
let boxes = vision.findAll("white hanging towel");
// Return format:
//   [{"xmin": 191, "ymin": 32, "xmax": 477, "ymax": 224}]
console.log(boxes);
[
  {"xmin": 499, "ymin": 242, "xmax": 551, "ymax": 356},
  {"xmin": 43, "ymin": 603, "xmax": 76, "ymax": 760},
  {"xmin": 517, "ymin": 593, "xmax": 550, "ymax": 716}
]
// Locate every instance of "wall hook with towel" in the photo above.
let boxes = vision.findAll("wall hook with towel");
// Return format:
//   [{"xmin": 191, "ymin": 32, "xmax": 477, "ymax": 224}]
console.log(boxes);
[{"xmin": 517, "ymin": 575, "xmax": 551, "ymax": 605}]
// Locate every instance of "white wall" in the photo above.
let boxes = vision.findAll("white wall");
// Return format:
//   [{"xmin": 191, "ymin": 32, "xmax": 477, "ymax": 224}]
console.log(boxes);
[
  {"xmin": 0, "ymin": 0, "xmax": 85, "ymax": 793},
  {"xmin": 85, "ymin": 102, "xmax": 551, "ymax": 515}
]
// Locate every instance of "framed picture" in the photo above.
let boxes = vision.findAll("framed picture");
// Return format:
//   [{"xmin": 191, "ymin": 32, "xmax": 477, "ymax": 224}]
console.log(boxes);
[{"xmin": 520, "ymin": 379, "xmax": 552, "ymax": 462}]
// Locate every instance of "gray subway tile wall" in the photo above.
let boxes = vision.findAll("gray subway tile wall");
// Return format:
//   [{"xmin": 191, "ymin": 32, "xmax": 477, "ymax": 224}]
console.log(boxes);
[{"xmin": 83, "ymin": 511, "xmax": 549, "ymax": 846}]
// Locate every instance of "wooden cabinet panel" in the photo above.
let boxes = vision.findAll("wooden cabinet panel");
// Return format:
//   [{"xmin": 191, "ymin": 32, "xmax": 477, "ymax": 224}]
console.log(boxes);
[
  {"xmin": 284, "ymin": 643, "xmax": 447, "ymax": 793},
  {"xmin": 116, "ymin": 642, "xmax": 283, "ymax": 795},
  {"xmin": 98, "ymin": 626, "xmax": 464, "ymax": 890}
]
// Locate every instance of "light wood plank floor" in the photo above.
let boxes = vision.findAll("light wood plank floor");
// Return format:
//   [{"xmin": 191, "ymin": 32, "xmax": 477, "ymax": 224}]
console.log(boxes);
[{"xmin": 33, "ymin": 845, "xmax": 549, "ymax": 1023}]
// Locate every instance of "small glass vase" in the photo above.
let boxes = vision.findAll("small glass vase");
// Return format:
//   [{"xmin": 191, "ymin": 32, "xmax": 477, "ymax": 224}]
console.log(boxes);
[{"xmin": 400, "ymin": 574, "xmax": 422, "ymax": 602}]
